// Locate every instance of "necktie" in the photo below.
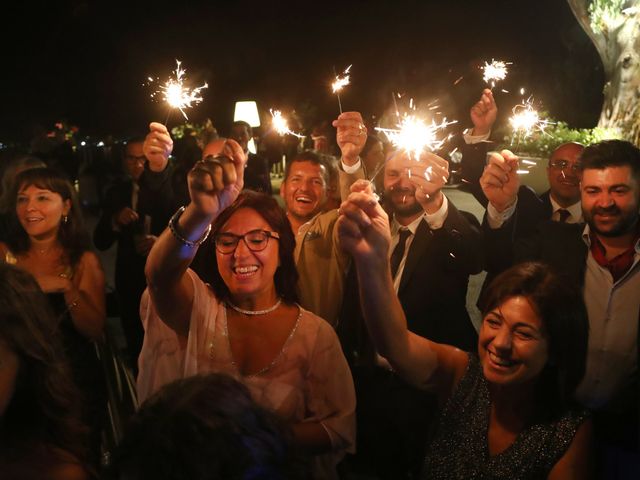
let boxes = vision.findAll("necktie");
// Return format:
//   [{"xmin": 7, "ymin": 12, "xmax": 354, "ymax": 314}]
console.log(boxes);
[
  {"xmin": 390, "ymin": 228, "xmax": 411, "ymax": 279},
  {"xmin": 557, "ymin": 209, "xmax": 570, "ymax": 223}
]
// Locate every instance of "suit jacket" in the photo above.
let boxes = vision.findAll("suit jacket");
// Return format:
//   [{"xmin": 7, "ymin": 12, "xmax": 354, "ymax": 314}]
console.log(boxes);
[{"xmin": 339, "ymin": 201, "xmax": 483, "ymax": 365}]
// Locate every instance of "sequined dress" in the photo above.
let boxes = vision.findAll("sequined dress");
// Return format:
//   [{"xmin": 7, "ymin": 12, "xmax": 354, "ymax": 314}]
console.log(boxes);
[{"xmin": 422, "ymin": 353, "xmax": 588, "ymax": 479}]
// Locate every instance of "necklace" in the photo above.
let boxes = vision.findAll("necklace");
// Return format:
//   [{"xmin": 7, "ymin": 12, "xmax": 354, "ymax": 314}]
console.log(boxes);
[{"xmin": 226, "ymin": 298, "xmax": 282, "ymax": 316}]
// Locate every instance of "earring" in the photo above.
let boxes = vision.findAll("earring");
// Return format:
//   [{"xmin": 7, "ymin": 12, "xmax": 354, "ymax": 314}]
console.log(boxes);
[{"xmin": 62, "ymin": 215, "xmax": 68, "ymax": 225}]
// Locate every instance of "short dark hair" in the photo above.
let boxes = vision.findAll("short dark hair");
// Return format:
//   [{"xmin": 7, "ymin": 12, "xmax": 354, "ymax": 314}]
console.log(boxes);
[
  {"xmin": 580, "ymin": 139, "xmax": 640, "ymax": 183},
  {"xmin": 232, "ymin": 120, "xmax": 252, "ymax": 136},
  {"xmin": 6, "ymin": 167, "xmax": 92, "ymax": 267},
  {"xmin": 208, "ymin": 191, "xmax": 299, "ymax": 304},
  {"xmin": 480, "ymin": 261, "xmax": 589, "ymax": 416},
  {"xmin": 107, "ymin": 373, "xmax": 300, "ymax": 480},
  {"xmin": 283, "ymin": 150, "xmax": 330, "ymax": 186}
]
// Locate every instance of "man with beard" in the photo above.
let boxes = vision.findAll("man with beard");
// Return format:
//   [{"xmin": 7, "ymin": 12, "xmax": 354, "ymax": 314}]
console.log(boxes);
[
  {"xmin": 338, "ymin": 149, "xmax": 483, "ymax": 478},
  {"xmin": 481, "ymin": 139, "xmax": 640, "ymax": 475}
]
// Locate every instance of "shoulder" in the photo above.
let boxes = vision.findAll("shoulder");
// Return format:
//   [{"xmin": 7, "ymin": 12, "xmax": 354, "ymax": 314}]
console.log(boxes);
[
  {"xmin": 77, "ymin": 251, "xmax": 103, "ymax": 270},
  {"xmin": 295, "ymin": 306, "xmax": 341, "ymax": 344}
]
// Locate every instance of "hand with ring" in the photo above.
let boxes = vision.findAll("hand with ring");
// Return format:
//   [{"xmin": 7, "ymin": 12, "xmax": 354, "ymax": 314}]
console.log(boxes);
[{"xmin": 333, "ymin": 111, "xmax": 367, "ymax": 167}]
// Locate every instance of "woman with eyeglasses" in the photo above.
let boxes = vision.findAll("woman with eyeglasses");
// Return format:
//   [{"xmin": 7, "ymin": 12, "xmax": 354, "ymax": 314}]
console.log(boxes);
[{"xmin": 137, "ymin": 128, "xmax": 355, "ymax": 479}]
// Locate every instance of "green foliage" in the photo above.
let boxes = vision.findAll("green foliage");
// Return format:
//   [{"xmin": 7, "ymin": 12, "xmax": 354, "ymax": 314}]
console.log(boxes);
[
  {"xmin": 589, "ymin": 0, "xmax": 626, "ymax": 32},
  {"xmin": 498, "ymin": 118, "xmax": 621, "ymax": 157}
]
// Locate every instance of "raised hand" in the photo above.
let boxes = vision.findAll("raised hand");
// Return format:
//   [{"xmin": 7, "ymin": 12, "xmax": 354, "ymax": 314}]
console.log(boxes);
[
  {"xmin": 332, "ymin": 111, "xmax": 367, "ymax": 165},
  {"xmin": 143, "ymin": 122, "xmax": 174, "ymax": 171},
  {"xmin": 406, "ymin": 152, "xmax": 449, "ymax": 214},
  {"xmin": 337, "ymin": 179, "xmax": 391, "ymax": 267},
  {"xmin": 480, "ymin": 150, "xmax": 520, "ymax": 212},
  {"xmin": 470, "ymin": 88, "xmax": 497, "ymax": 136},
  {"xmin": 188, "ymin": 139, "xmax": 246, "ymax": 217}
]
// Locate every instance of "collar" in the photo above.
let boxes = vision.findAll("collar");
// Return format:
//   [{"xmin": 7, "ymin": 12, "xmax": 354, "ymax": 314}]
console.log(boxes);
[
  {"xmin": 391, "ymin": 213, "xmax": 424, "ymax": 236},
  {"xmin": 581, "ymin": 223, "xmax": 640, "ymax": 254},
  {"xmin": 549, "ymin": 196, "xmax": 582, "ymax": 223}
]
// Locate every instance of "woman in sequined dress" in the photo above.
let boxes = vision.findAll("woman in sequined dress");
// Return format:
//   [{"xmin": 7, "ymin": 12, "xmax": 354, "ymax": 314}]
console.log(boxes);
[
  {"xmin": 338, "ymin": 181, "xmax": 592, "ymax": 479},
  {"xmin": 137, "ymin": 126, "xmax": 355, "ymax": 479}
]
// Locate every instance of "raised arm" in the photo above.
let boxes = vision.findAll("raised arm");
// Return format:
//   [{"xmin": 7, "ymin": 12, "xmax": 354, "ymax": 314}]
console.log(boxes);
[
  {"xmin": 144, "ymin": 133, "xmax": 246, "ymax": 336},
  {"xmin": 337, "ymin": 181, "xmax": 467, "ymax": 393},
  {"xmin": 333, "ymin": 111, "xmax": 367, "ymax": 201}
]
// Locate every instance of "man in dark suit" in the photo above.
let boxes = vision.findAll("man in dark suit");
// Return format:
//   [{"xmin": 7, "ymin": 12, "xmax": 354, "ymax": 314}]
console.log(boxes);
[
  {"xmin": 94, "ymin": 135, "xmax": 180, "ymax": 368},
  {"xmin": 481, "ymin": 140, "xmax": 640, "ymax": 476},
  {"xmin": 339, "ymin": 148, "xmax": 483, "ymax": 479},
  {"xmin": 230, "ymin": 120, "xmax": 272, "ymax": 194}
]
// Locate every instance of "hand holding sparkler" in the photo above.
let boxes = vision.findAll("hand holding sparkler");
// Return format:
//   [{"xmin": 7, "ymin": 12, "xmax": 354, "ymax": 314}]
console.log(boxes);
[
  {"xmin": 143, "ymin": 122, "xmax": 174, "ymax": 170},
  {"xmin": 332, "ymin": 111, "xmax": 367, "ymax": 166},
  {"xmin": 479, "ymin": 150, "xmax": 520, "ymax": 213},
  {"xmin": 470, "ymin": 89, "xmax": 497, "ymax": 136},
  {"xmin": 337, "ymin": 179, "xmax": 391, "ymax": 266},
  {"xmin": 188, "ymin": 138, "xmax": 246, "ymax": 216},
  {"xmin": 409, "ymin": 152, "xmax": 450, "ymax": 213}
]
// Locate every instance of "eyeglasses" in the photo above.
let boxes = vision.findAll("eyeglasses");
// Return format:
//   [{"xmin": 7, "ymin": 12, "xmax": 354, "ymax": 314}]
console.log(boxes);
[
  {"xmin": 548, "ymin": 160, "xmax": 582, "ymax": 172},
  {"xmin": 126, "ymin": 155, "xmax": 146, "ymax": 163},
  {"xmin": 214, "ymin": 229, "xmax": 280, "ymax": 254}
]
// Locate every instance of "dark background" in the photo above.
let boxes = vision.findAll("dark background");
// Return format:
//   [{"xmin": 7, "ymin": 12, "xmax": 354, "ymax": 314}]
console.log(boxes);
[{"xmin": 1, "ymin": 0, "xmax": 604, "ymax": 145}]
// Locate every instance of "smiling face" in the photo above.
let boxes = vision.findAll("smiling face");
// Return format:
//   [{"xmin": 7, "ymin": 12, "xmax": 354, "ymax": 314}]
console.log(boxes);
[
  {"xmin": 280, "ymin": 160, "xmax": 328, "ymax": 225},
  {"xmin": 546, "ymin": 143, "xmax": 583, "ymax": 207},
  {"xmin": 383, "ymin": 152, "xmax": 423, "ymax": 220},
  {"xmin": 215, "ymin": 208, "xmax": 280, "ymax": 304},
  {"xmin": 478, "ymin": 296, "xmax": 549, "ymax": 388},
  {"xmin": 581, "ymin": 165, "xmax": 640, "ymax": 238},
  {"xmin": 16, "ymin": 184, "xmax": 71, "ymax": 241}
]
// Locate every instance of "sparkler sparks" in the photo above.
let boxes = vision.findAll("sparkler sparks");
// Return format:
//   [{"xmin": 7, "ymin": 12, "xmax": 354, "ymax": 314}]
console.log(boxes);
[
  {"xmin": 508, "ymin": 97, "xmax": 552, "ymax": 142},
  {"xmin": 375, "ymin": 115, "xmax": 457, "ymax": 160},
  {"xmin": 148, "ymin": 60, "xmax": 208, "ymax": 120},
  {"xmin": 332, "ymin": 64, "xmax": 352, "ymax": 113},
  {"xmin": 270, "ymin": 109, "xmax": 304, "ymax": 138},
  {"xmin": 482, "ymin": 59, "xmax": 511, "ymax": 87}
]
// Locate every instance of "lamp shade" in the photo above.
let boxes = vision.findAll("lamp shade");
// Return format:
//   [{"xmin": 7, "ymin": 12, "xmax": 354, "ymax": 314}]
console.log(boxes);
[{"xmin": 233, "ymin": 101, "xmax": 261, "ymax": 127}]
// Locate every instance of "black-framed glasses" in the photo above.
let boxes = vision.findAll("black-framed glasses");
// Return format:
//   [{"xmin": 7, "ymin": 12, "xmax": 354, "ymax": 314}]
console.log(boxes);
[
  {"xmin": 549, "ymin": 159, "xmax": 582, "ymax": 172},
  {"xmin": 214, "ymin": 229, "xmax": 280, "ymax": 254}
]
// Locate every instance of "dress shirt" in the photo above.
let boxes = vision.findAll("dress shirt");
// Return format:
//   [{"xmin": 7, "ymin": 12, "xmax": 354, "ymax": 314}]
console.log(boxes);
[
  {"xmin": 549, "ymin": 197, "xmax": 582, "ymax": 223},
  {"xmin": 576, "ymin": 225, "xmax": 640, "ymax": 410}
]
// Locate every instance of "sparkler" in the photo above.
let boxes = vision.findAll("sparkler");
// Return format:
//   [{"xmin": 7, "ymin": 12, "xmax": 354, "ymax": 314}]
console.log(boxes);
[
  {"xmin": 369, "ymin": 103, "xmax": 457, "ymax": 187},
  {"xmin": 509, "ymin": 97, "xmax": 552, "ymax": 147},
  {"xmin": 270, "ymin": 109, "xmax": 304, "ymax": 138},
  {"xmin": 148, "ymin": 59, "xmax": 208, "ymax": 122},
  {"xmin": 332, "ymin": 64, "xmax": 352, "ymax": 113},
  {"xmin": 482, "ymin": 59, "xmax": 511, "ymax": 88}
]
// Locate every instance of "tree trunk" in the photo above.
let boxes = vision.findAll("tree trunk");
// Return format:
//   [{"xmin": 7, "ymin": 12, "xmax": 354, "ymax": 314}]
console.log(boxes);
[{"xmin": 567, "ymin": 1, "xmax": 640, "ymax": 145}]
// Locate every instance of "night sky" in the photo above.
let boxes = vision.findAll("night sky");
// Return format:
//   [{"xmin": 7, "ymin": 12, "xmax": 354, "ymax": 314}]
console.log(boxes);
[{"xmin": 2, "ymin": 0, "xmax": 604, "ymax": 145}]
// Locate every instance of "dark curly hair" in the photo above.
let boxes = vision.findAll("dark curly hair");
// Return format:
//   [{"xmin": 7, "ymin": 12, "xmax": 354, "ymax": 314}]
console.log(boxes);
[
  {"xmin": 0, "ymin": 263, "xmax": 89, "ymax": 466},
  {"xmin": 208, "ymin": 191, "xmax": 299, "ymax": 305},
  {"xmin": 5, "ymin": 167, "xmax": 92, "ymax": 267},
  {"xmin": 480, "ymin": 261, "xmax": 589, "ymax": 417},
  {"xmin": 107, "ymin": 373, "xmax": 302, "ymax": 480}
]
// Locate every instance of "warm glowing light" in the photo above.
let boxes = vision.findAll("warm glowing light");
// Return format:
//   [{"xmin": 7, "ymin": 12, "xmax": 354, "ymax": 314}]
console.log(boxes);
[
  {"xmin": 270, "ymin": 109, "xmax": 304, "ymax": 138},
  {"xmin": 375, "ymin": 114, "xmax": 457, "ymax": 160},
  {"xmin": 332, "ymin": 64, "xmax": 352, "ymax": 93},
  {"xmin": 509, "ymin": 97, "xmax": 551, "ymax": 140},
  {"xmin": 482, "ymin": 59, "xmax": 510, "ymax": 87},
  {"xmin": 149, "ymin": 60, "xmax": 208, "ymax": 120}
]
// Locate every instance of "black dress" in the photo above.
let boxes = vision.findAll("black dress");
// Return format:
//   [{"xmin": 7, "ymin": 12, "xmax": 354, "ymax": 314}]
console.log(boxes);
[{"xmin": 422, "ymin": 354, "xmax": 588, "ymax": 479}]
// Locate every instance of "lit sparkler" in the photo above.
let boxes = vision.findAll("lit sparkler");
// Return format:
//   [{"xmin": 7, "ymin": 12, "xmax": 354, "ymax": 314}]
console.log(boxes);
[
  {"xmin": 149, "ymin": 60, "xmax": 208, "ymax": 121},
  {"xmin": 332, "ymin": 64, "xmax": 352, "ymax": 113},
  {"xmin": 482, "ymin": 59, "xmax": 511, "ymax": 88},
  {"xmin": 270, "ymin": 109, "xmax": 304, "ymax": 138},
  {"xmin": 375, "ymin": 115, "xmax": 457, "ymax": 160},
  {"xmin": 509, "ymin": 97, "xmax": 552, "ymax": 144}
]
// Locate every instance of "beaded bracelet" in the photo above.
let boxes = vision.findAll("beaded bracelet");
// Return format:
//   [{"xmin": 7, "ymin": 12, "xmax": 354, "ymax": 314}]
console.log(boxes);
[{"xmin": 168, "ymin": 206, "xmax": 212, "ymax": 248}]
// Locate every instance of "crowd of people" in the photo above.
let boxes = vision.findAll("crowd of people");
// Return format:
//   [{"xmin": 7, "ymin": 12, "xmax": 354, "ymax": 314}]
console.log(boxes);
[{"xmin": 0, "ymin": 88, "xmax": 638, "ymax": 479}]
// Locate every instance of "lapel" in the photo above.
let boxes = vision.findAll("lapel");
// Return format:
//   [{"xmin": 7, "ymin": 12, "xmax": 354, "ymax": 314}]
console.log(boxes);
[
  {"xmin": 398, "ymin": 218, "xmax": 431, "ymax": 294},
  {"xmin": 540, "ymin": 190, "xmax": 553, "ymax": 218}
]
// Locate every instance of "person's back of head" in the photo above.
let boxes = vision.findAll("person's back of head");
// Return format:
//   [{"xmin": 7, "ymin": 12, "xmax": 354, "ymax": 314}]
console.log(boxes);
[{"xmin": 107, "ymin": 373, "xmax": 301, "ymax": 480}]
